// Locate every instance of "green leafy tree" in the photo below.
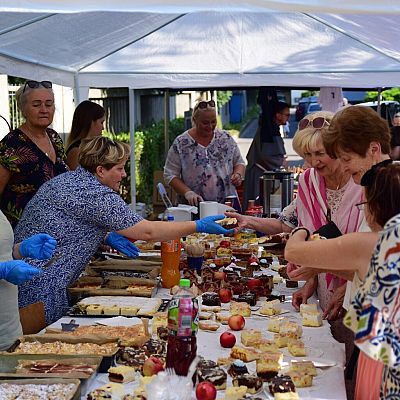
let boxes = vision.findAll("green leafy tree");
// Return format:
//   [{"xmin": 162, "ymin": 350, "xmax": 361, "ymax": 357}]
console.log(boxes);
[
  {"xmin": 217, "ymin": 91, "xmax": 232, "ymax": 107},
  {"xmin": 365, "ymin": 88, "xmax": 400, "ymax": 102}
]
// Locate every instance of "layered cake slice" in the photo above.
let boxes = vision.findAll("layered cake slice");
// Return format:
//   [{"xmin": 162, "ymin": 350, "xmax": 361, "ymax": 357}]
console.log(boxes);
[
  {"xmin": 268, "ymin": 374, "xmax": 296, "ymax": 395},
  {"xmin": 230, "ymin": 301, "xmax": 251, "ymax": 317},
  {"xmin": 230, "ymin": 346, "xmax": 261, "ymax": 362},
  {"xmin": 241, "ymin": 329, "xmax": 262, "ymax": 346},
  {"xmin": 287, "ymin": 339, "xmax": 306, "ymax": 357},
  {"xmin": 224, "ymin": 386, "xmax": 248, "ymax": 400},
  {"xmin": 290, "ymin": 360, "xmax": 317, "ymax": 376},
  {"xmin": 288, "ymin": 371, "xmax": 314, "ymax": 388},
  {"xmin": 279, "ymin": 321, "xmax": 303, "ymax": 339},
  {"xmin": 108, "ymin": 366, "xmax": 136, "ymax": 383},
  {"xmin": 267, "ymin": 317, "xmax": 289, "ymax": 333},
  {"xmin": 232, "ymin": 373, "xmax": 263, "ymax": 394},
  {"xmin": 302, "ymin": 310, "xmax": 323, "ymax": 327},
  {"xmin": 299, "ymin": 303, "xmax": 318, "ymax": 316},
  {"xmin": 254, "ymin": 338, "xmax": 279, "ymax": 352},
  {"xmin": 256, "ymin": 352, "xmax": 283, "ymax": 380}
]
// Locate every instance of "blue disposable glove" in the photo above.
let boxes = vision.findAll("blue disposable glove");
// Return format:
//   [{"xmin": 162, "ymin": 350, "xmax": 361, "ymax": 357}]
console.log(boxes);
[
  {"xmin": 0, "ymin": 260, "xmax": 42, "ymax": 285},
  {"xmin": 19, "ymin": 233, "xmax": 57, "ymax": 260},
  {"xmin": 195, "ymin": 215, "xmax": 234, "ymax": 235},
  {"xmin": 105, "ymin": 232, "xmax": 140, "ymax": 258}
]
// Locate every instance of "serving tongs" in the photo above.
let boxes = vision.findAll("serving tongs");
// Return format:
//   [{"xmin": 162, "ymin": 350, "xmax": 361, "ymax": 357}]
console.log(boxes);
[{"xmin": 157, "ymin": 182, "xmax": 173, "ymax": 209}]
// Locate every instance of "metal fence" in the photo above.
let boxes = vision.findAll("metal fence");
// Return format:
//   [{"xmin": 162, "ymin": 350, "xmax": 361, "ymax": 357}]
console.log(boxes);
[{"xmin": 9, "ymin": 85, "xmax": 24, "ymax": 130}]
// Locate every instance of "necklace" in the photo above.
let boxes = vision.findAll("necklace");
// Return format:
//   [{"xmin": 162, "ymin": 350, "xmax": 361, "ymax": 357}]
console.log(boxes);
[{"xmin": 24, "ymin": 130, "xmax": 53, "ymax": 158}]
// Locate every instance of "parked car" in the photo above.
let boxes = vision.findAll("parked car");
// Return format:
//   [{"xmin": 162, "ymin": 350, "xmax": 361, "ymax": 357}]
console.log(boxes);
[
  {"xmin": 295, "ymin": 96, "xmax": 318, "ymax": 121},
  {"xmin": 306, "ymin": 102, "xmax": 322, "ymax": 114}
]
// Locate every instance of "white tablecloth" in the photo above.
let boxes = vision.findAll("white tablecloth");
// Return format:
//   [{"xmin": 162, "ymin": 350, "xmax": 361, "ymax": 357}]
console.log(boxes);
[{"xmin": 47, "ymin": 283, "xmax": 347, "ymax": 400}]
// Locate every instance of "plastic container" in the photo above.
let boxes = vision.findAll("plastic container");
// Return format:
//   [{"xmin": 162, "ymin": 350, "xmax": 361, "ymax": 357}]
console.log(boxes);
[
  {"xmin": 161, "ymin": 215, "xmax": 181, "ymax": 289},
  {"xmin": 166, "ymin": 279, "xmax": 199, "ymax": 376}
]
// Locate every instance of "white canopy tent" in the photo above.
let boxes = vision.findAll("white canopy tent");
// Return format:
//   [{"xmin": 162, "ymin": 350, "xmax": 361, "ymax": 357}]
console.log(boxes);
[{"xmin": 1, "ymin": 2, "xmax": 399, "ymax": 206}]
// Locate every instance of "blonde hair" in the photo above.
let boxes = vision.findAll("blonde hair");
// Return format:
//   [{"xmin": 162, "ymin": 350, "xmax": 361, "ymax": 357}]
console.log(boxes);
[
  {"xmin": 292, "ymin": 111, "xmax": 334, "ymax": 158},
  {"xmin": 78, "ymin": 136, "xmax": 130, "ymax": 173},
  {"xmin": 15, "ymin": 83, "xmax": 54, "ymax": 116},
  {"xmin": 191, "ymin": 100, "xmax": 216, "ymax": 127}
]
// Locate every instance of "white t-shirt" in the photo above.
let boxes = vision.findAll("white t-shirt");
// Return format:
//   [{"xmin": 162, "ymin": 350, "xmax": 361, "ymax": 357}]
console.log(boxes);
[{"xmin": 0, "ymin": 211, "xmax": 22, "ymax": 350}]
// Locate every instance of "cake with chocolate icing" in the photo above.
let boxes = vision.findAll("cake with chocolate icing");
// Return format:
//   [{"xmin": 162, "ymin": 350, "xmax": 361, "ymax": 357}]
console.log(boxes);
[
  {"xmin": 268, "ymin": 374, "xmax": 296, "ymax": 395},
  {"xmin": 232, "ymin": 373, "xmax": 263, "ymax": 394},
  {"xmin": 227, "ymin": 360, "xmax": 248, "ymax": 377}
]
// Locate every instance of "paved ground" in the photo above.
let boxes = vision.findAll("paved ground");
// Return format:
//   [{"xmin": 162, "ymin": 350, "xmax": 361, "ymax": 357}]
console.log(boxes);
[{"xmin": 234, "ymin": 108, "xmax": 303, "ymax": 167}]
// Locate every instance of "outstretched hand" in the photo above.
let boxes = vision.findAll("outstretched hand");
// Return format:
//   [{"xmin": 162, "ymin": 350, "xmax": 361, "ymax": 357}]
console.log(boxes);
[
  {"xmin": 323, "ymin": 284, "xmax": 346, "ymax": 320},
  {"xmin": 288, "ymin": 265, "xmax": 321, "ymax": 281},
  {"xmin": 195, "ymin": 215, "xmax": 234, "ymax": 235},
  {"xmin": 224, "ymin": 211, "xmax": 249, "ymax": 231},
  {"xmin": 105, "ymin": 232, "xmax": 140, "ymax": 258}
]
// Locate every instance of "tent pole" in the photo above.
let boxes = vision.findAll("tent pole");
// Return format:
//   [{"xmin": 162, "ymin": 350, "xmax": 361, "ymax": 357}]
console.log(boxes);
[
  {"xmin": 73, "ymin": 74, "xmax": 80, "ymax": 105},
  {"xmin": 377, "ymin": 87, "xmax": 382, "ymax": 116},
  {"xmin": 129, "ymin": 89, "xmax": 137, "ymax": 210},
  {"xmin": 164, "ymin": 89, "xmax": 170, "ymax": 161}
]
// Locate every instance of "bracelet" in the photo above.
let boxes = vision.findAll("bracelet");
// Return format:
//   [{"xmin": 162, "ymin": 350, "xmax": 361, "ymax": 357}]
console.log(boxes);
[{"xmin": 291, "ymin": 227, "xmax": 311, "ymax": 241}]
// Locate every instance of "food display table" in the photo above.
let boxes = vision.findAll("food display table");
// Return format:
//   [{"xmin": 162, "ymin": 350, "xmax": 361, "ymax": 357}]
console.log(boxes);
[{"xmin": 47, "ymin": 284, "xmax": 347, "ymax": 400}]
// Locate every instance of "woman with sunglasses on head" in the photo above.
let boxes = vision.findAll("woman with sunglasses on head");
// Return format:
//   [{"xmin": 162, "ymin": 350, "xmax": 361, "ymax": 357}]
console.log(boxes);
[
  {"xmin": 164, "ymin": 99, "xmax": 245, "ymax": 206},
  {"xmin": 66, "ymin": 100, "xmax": 106, "ymax": 170},
  {"xmin": 285, "ymin": 162, "xmax": 400, "ymax": 400},
  {"xmin": 228, "ymin": 111, "xmax": 364, "ymax": 320},
  {"xmin": 14, "ymin": 136, "xmax": 233, "ymax": 324},
  {"xmin": 0, "ymin": 80, "xmax": 68, "ymax": 228}
]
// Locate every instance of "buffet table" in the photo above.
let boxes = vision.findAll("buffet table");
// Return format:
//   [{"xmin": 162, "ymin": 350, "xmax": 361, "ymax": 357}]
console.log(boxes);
[{"xmin": 48, "ymin": 284, "xmax": 347, "ymax": 400}]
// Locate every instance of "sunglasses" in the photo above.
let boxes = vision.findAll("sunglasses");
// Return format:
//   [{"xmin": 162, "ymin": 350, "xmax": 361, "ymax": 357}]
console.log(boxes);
[
  {"xmin": 195, "ymin": 100, "xmax": 216, "ymax": 110},
  {"xmin": 299, "ymin": 116, "xmax": 330, "ymax": 131},
  {"xmin": 23, "ymin": 80, "xmax": 52, "ymax": 93}
]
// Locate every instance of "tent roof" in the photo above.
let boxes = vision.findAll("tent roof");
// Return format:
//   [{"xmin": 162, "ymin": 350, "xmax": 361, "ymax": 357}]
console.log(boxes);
[{"xmin": 0, "ymin": 5, "xmax": 399, "ymax": 88}]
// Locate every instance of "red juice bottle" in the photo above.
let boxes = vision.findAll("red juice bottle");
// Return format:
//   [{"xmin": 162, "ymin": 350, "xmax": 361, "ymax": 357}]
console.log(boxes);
[{"xmin": 166, "ymin": 278, "xmax": 199, "ymax": 376}]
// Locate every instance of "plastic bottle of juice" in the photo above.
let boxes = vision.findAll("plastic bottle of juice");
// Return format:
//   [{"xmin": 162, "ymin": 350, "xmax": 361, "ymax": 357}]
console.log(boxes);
[
  {"xmin": 166, "ymin": 278, "xmax": 199, "ymax": 376},
  {"xmin": 161, "ymin": 215, "xmax": 181, "ymax": 289}
]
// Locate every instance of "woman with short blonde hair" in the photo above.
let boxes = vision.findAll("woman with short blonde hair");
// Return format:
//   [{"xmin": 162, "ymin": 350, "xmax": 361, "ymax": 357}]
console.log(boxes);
[{"xmin": 14, "ymin": 136, "xmax": 233, "ymax": 324}]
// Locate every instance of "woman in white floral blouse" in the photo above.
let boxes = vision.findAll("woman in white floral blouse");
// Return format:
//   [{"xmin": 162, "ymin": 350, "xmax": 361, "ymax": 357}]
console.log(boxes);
[{"xmin": 164, "ymin": 100, "xmax": 245, "ymax": 206}]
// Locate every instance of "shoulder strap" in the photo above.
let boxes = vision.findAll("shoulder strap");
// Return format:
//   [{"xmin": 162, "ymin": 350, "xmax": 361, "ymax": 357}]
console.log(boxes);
[{"xmin": 309, "ymin": 168, "xmax": 328, "ymax": 217}]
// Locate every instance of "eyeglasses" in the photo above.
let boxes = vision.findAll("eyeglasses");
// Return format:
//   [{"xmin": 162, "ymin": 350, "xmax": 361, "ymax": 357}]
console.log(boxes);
[
  {"xmin": 355, "ymin": 201, "xmax": 367, "ymax": 211},
  {"xmin": 23, "ymin": 80, "xmax": 52, "ymax": 93},
  {"xmin": 195, "ymin": 100, "xmax": 216, "ymax": 110},
  {"xmin": 298, "ymin": 116, "xmax": 330, "ymax": 131}
]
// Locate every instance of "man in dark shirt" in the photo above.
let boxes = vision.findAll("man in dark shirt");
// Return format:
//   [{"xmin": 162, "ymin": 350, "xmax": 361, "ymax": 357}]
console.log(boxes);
[{"xmin": 390, "ymin": 113, "xmax": 400, "ymax": 160}]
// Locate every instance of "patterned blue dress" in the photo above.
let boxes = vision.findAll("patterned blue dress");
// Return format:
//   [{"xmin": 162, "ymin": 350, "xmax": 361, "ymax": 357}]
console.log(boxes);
[
  {"xmin": 14, "ymin": 167, "xmax": 143, "ymax": 324},
  {"xmin": 345, "ymin": 213, "xmax": 400, "ymax": 398}
]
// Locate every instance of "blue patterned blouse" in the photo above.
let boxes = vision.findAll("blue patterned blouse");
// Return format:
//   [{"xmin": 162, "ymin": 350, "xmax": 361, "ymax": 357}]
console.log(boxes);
[
  {"xmin": 14, "ymin": 167, "xmax": 143, "ymax": 324},
  {"xmin": 345, "ymin": 213, "xmax": 400, "ymax": 398}
]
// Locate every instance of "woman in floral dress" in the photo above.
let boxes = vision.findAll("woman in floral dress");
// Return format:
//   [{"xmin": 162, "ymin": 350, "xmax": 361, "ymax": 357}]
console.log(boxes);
[
  {"xmin": 0, "ymin": 80, "xmax": 68, "ymax": 228},
  {"xmin": 164, "ymin": 99, "xmax": 245, "ymax": 206}
]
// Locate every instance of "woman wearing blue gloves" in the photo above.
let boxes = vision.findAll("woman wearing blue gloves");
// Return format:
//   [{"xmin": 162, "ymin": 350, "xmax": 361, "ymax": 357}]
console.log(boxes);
[
  {"xmin": 14, "ymin": 136, "xmax": 232, "ymax": 324},
  {"xmin": 0, "ymin": 210, "xmax": 56, "ymax": 350}
]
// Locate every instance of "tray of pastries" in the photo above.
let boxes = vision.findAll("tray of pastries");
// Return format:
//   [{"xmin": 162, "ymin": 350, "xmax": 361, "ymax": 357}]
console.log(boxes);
[
  {"xmin": 0, "ymin": 378, "xmax": 81, "ymax": 400},
  {"xmin": 67, "ymin": 296, "xmax": 165, "ymax": 318},
  {"xmin": 68, "ymin": 276, "xmax": 158, "ymax": 299},
  {"xmin": 0, "ymin": 355, "xmax": 101, "ymax": 379}
]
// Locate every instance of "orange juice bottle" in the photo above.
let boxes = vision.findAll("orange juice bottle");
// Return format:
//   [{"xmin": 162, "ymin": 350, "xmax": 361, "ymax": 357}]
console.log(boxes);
[{"xmin": 161, "ymin": 215, "xmax": 181, "ymax": 288}]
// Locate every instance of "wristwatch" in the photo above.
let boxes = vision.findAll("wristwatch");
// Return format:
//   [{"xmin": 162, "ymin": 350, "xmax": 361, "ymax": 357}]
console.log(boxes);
[{"xmin": 291, "ymin": 227, "xmax": 311, "ymax": 241}]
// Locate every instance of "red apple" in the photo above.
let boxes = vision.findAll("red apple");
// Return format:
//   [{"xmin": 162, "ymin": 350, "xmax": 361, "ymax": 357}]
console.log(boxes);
[
  {"xmin": 214, "ymin": 271, "xmax": 226, "ymax": 281},
  {"xmin": 196, "ymin": 381, "xmax": 217, "ymax": 400},
  {"xmin": 142, "ymin": 356, "xmax": 164, "ymax": 376},
  {"xmin": 228, "ymin": 314, "xmax": 246, "ymax": 331},
  {"xmin": 218, "ymin": 288, "xmax": 232, "ymax": 303},
  {"xmin": 219, "ymin": 240, "xmax": 231, "ymax": 248},
  {"xmin": 220, "ymin": 331, "xmax": 236, "ymax": 348},
  {"xmin": 247, "ymin": 278, "xmax": 262, "ymax": 290}
]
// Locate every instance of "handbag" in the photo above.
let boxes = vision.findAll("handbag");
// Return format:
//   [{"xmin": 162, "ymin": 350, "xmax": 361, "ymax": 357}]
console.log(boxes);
[{"xmin": 310, "ymin": 169, "xmax": 343, "ymax": 239}]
